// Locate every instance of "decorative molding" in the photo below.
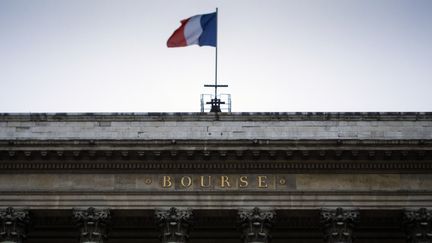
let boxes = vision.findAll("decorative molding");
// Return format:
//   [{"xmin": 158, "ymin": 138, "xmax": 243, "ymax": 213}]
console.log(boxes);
[
  {"xmin": 0, "ymin": 207, "xmax": 30, "ymax": 243},
  {"xmin": 404, "ymin": 208, "xmax": 432, "ymax": 243},
  {"xmin": 155, "ymin": 207, "xmax": 192, "ymax": 243},
  {"xmin": 0, "ymin": 139, "xmax": 431, "ymax": 173},
  {"xmin": 73, "ymin": 207, "xmax": 110, "ymax": 243},
  {"xmin": 321, "ymin": 208, "xmax": 359, "ymax": 243},
  {"xmin": 0, "ymin": 159, "xmax": 430, "ymax": 173},
  {"xmin": 239, "ymin": 207, "xmax": 275, "ymax": 243},
  {"xmin": 1, "ymin": 192, "xmax": 432, "ymax": 210}
]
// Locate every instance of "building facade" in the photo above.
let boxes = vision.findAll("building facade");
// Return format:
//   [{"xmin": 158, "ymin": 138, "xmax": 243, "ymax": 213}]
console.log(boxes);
[{"xmin": 0, "ymin": 112, "xmax": 431, "ymax": 243}]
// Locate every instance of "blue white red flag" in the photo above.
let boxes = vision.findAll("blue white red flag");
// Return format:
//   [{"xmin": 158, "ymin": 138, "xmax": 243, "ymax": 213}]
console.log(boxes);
[{"xmin": 167, "ymin": 12, "xmax": 217, "ymax": 48}]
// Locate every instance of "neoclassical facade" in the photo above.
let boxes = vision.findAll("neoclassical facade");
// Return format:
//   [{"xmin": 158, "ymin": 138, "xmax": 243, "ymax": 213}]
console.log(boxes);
[{"xmin": 0, "ymin": 112, "xmax": 431, "ymax": 243}]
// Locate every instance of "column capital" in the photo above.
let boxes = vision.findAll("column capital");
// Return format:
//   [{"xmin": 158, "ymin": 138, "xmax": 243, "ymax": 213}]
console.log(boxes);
[
  {"xmin": 404, "ymin": 208, "xmax": 432, "ymax": 243},
  {"xmin": 73, "ymin": 207, "xmax": 110, "ymax": 243},
  {"xmin": 0, "ymin": 207, "xmax": 30, "ymax": 243},
  {"xmin": 238, "ymin": 207, "xmax": 275, "ymax": 243},
  {"xmin": 321, "ymin": 208, "xmax": 359, "ymax": 243},
  {"xmin": 155, "ymin": 207, "xmax": 193, "ymax": 243}
]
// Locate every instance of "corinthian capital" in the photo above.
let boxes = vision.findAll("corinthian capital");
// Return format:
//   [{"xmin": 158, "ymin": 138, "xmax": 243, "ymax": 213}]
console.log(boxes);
[
  {"xmin": 0, "ymin": 207, "xmax": 30, "ymax": 243},
  {"xmin": 321, "ymin": 208, "xmax": 359, "ymax": 243},
  {"xmin": 155, "ymin": 207, "xmax": 193, "ymax": 243},
  {"xmin": 73, "ymin": 207, "xmax": 110, "ymax": 243},
  {"xmin": 239, "ymin": 207, "xmax": 275, "ymax": 243},
  {"xmin": 404, "ymin": 208, "xmax": 432, "ymax": 243}
]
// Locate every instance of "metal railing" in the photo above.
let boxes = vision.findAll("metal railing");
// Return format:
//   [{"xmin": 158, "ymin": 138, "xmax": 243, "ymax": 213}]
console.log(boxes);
[{"xmin": 200, "ymin": 94, "xmax": 231, "ymax": 112}]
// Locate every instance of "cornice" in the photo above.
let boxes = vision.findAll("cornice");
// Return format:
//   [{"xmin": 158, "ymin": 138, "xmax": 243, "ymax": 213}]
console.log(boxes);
[
  {"xmin": 1, "ymin": 138, "xmax": 431, "ymax": 147},
  {"xmin": 1, "ymin": 112, "xmax": 432, "ymax": 122},
  {"xmin": 1, "ymin": 139, "xmax": 430, "ymax": 173},
  {"xmin": 0, "ymin": 139, "xmax": 430, "ymax": 172}
]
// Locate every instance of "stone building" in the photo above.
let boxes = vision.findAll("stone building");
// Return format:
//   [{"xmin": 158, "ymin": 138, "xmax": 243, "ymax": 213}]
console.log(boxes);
[{"xmin": 0, "ymin": 112, "xmax": 431, "ymax": 243}]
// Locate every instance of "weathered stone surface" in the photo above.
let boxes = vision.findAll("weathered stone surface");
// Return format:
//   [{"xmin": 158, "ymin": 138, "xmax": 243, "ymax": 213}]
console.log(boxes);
[
  {"xmin": 0, "ymin": 113, "xmax": 431, "ymax": 140},
  {"xmin": 296, "ymin": 174, "xmax": 403, "ymax": 191},
  {"xmin": 1, "ymin": 173, "xmax": 432, "ymax": 192}
]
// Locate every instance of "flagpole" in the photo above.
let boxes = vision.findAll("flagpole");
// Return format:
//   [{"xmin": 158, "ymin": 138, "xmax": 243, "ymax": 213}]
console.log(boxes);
[
  {"xmin": 205, "ymin": 7, "xmax": 227, "ymax": 113},
  {"xmin": 215, "ymin": 7, "xmax": 218, "ymax": 100}
]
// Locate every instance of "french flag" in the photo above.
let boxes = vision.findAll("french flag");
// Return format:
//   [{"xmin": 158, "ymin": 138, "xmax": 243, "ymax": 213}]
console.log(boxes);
[{"xmin": 167, "ymin": 12, "xmax": 217, "ymax": 48}]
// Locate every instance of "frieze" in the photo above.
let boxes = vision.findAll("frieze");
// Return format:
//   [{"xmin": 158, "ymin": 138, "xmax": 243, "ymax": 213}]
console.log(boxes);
[{"xmin": 76, "ymin": 174, "xmax": 431, "ymax": 192}]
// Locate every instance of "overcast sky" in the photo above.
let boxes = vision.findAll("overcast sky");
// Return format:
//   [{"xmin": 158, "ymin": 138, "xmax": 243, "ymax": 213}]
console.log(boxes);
[{"xmin": 0, "ymin": 0, "xmax": 431, "ymax": 112}]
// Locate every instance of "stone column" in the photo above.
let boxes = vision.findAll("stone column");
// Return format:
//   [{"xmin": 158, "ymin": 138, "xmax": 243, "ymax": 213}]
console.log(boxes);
[
  {"xmin": 73, "ymin": 207, "xmax": 110, "ymax": 243},
  {"xmin": 404, "ymin": 208, "xmax": 432, "ymax": 243},
  {"xmin": 238, "ymin": 207, "xmax": 275, "ymax": 243},
  {"xmin": 0, "ymin": 207, "xmax": 30, "ymax": 243},
  {"xmin": 155, "ymin": 207, "xmax": 192, "ymax": 243},
  {"xmin": 320, "ymin": 208, "xmax": 359, "ymax": 243}
]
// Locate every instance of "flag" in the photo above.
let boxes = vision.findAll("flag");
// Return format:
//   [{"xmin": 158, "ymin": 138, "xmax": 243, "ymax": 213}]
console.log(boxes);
[{"xmin": 167, "ymin": 12, "xmax": 216, "ymax": 48}]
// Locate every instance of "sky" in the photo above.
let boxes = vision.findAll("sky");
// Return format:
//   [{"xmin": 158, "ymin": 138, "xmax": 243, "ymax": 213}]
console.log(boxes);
[{"xmin": 0, "ymin": 0, "xmax": 431, "ymax": 112}]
